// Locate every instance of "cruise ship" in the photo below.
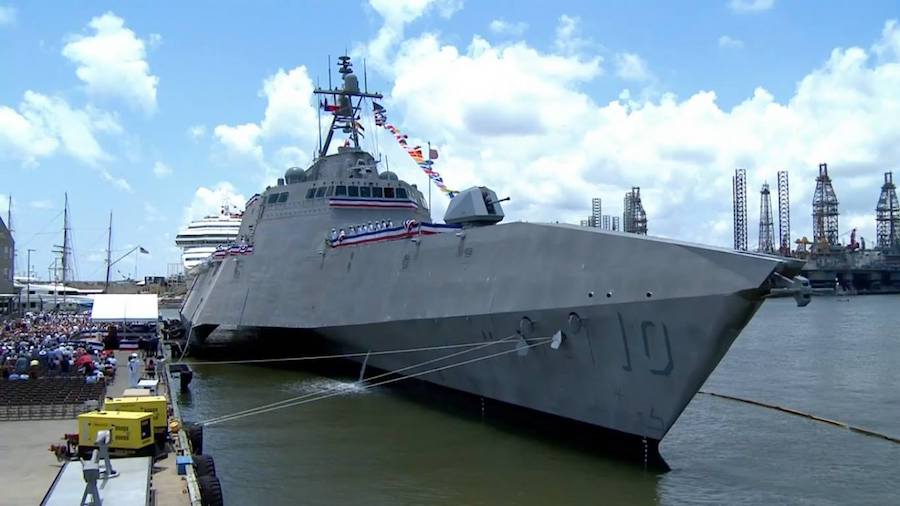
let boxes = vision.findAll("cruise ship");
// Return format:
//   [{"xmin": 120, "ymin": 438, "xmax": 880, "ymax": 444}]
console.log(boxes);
[{"xmin": 175, "ymin": 205, "xmax": 243, "ymax": 271}]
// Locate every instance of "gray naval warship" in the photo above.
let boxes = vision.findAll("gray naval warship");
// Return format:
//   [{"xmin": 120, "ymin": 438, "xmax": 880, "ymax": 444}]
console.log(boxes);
[{"xmin": 182, "ymin": 56, "xmax": 810, "ymax": 464}]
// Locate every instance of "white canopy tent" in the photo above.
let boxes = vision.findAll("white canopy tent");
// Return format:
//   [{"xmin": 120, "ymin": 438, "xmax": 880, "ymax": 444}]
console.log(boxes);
[{"xmin": 90, "ymin": 294, "xmax": 159, "ymax": 323}]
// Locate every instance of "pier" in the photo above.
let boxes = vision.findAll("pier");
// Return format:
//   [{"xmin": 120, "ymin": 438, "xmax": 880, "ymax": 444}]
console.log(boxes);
[{"xmin": 0, "ymin": 311, "xmax": 205, "ymax": 505}]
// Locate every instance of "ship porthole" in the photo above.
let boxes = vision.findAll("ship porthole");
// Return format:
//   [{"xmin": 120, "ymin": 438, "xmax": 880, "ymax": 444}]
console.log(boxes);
[
  {"xmin": 606, "ymin": 291, "xmax": 613, "ymax": 298},
  {"xmin": 587, "ymin": 291, "xmax": 594, "ymax": 298},
  {"xmin": 646, "ymin": 291, "xmax": 653, "ymax": 298}
]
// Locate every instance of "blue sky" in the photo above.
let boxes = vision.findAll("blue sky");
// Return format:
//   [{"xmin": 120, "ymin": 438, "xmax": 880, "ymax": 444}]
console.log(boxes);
[{"xmin": 2, "ymin": 0, "xmax": 899, "ymax": 280}]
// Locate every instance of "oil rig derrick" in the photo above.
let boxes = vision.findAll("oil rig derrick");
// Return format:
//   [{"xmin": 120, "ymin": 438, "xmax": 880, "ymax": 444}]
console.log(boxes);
[
  {"xmin": 732, "ymin": 169, "xmax": 748, "ymax": 251},
  {"xmin": 758, "ymin": 183, "xmax": 775, "ymax": 253},
  {"xmin": 876, "ymin": 171, "xmax": 899, "ymax": 250},
  {"xmin": 777, "ymin": 171, "xmax": 791, "ymax": 256},
  {"xmin": 623, "ymin": 187, "xmax": 647, "ymax": 235},
  {"xmin": 811, "ymin": 163, "xmax": 839, "ymax": 252}
]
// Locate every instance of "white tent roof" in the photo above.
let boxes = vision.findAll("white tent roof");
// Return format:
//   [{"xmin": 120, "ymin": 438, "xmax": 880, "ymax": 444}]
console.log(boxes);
[{"xmin": 90, "ymin": 294, "xmax": 159, "ymax": 322}]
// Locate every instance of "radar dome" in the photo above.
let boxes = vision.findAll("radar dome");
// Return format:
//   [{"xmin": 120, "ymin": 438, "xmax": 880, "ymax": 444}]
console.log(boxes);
[
  {"xmin": 284, "ymin": 166, "xmax": 305, "ymax": 184},
  {"xmin": 379, "ymin": 171, "xmax": 399, "ymax": 181}
]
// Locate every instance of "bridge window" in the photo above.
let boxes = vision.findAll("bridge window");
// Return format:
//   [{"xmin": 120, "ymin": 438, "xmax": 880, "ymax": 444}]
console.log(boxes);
[
  {"xmin": 326, "ymin": 186, "xmax": 334, "ymax": 197},
  {"xmin": 397, "ymin": 188, "xmax": 408, "ymax": 199},
  {"xmin": 372, "ymin": 186, "xmax": 383, "ymax": 198},
  {"xmin": 267, "ymin": 193, "xmax": 279, "ymax": 204},
  {"xmin": 384, "ymin": 187, "xmax": 395, "ymax": 199},
  {"xmin": 305, "ymin": 188, "xmax": 316, "ymax": 199},
  {"xmin": 360, "ymin": 186, "xmax": 371, "ymax": 198},
  {"xmin": 278, "ymin": 192, "xmax": 289, "ymax": 203},
  {"xmin": 315, "ymin": 187, "xmax": 327, "ymax": 198},
  {"xmin": 335, "ymin": 185, "xmax": 347, "ymax": 196},
  {"xmin": 348, "ymin": 186, "xmax": 359, "ymax": 197}
]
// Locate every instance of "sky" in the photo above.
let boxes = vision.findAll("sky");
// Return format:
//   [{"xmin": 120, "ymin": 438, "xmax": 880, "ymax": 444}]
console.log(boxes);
[{"xmin": 1, "ymin": 0, "xmax": 899, "ymax": 281}]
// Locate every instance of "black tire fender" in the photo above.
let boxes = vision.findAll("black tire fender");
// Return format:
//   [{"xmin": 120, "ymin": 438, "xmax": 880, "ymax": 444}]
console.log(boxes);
[
  {"xmin": 193, "ymin": 454, "xmax": 216, "ymax": 477},
  {"xmin": 197, "ymin": 474, "xmax": 224, "ymax": 506}
]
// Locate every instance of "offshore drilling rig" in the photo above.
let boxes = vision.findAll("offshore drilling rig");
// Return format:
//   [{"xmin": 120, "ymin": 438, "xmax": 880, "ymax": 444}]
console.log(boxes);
[{"xmin": 732, "ymin": 163, "xmax": 900, "ymax": 294}]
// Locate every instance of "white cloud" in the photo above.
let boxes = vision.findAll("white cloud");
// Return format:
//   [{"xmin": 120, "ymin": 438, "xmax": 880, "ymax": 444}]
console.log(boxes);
[
  {"xmin": 187, "ymin": 124, "xmax": 206, "ymax": 140},
  {"xmin": 0, "ymin": 5, "xmax": 16, "ymax": 26},
  {"xmin": 259, "ymin": 67, "xmax": 318, "ymax": 140},
  {"xmin": 615, "ymin": 52, "xmax": 652, "ymax": 82},
  {"xmin": 213, "ymin": 122, "xmax": 263, "ymax": 159},
  {"xmin": 0, "ymin": 91, "xmax": 120, "ymax": 167},
  {"xmin": 718, "ymin": 35, "xmax": 745, "ymax": 49},
  {"xmin": 729, "ymin": 0, "xmax": 775, "ymax": 14},
  {"xmin": 152, "ymin": 161, "xmax": 172, "ymax": 178},
  {"xmin": 29, "ymin": 200, "xmax": 53, "ymax": 209},
  {"xmin": 62, "ymin": 12, "xmax": 159, "ymax": 113},
  {"xmin": 144, "ymin": 202, "xmax": 164, "ymax": 222},
  {"xmin": 273, "ymin": 146, "xmax": 308, "ymax": 168},
  {"xmin": 147, "ymin": 33, "xmax": 162, "ymax": 49},
  {"xmin": 364, "ymin": 6, "xmax": 900, "ymax": 248},
  {"xmin": 489, "ymin": 19, "xmax": 527, "ymax": 36},
  {"xmin": 185, "ymin": 182, "xmax": 246, "ymax": 224},
  {"xmin": 99, "ymin": 168, "xmax": 132, "ymax": 192},
  {"xmin": 213, "ymin": 66, "xmax": 318, "ymax": 173},
  {"xmin": 554, "ymin": 14, "xmax": 590, "ymax": 55},
  {"xmin": 361, "ymin": 0, "xmax": 463, "ymax": 72},
  {"xmin": 874, "ymin": 19, "xmax": 900, "ymax": 61}
]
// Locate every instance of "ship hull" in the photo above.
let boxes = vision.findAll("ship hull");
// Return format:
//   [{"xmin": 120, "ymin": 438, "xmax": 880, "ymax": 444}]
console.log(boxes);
[{"xmin": 182, "ymin": 221, "xmax": 799, "ymax": 443}]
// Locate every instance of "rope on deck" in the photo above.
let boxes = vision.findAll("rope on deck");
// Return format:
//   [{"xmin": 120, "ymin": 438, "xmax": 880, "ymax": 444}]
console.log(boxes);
[{"xmin": 699, "ymin": 390, "xmax": 900, "ymax": 445}]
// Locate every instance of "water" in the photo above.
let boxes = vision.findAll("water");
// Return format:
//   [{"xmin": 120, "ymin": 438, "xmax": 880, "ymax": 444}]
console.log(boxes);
[{"xmin": 177, "ymin": 296, "xmax": 900, "ymax": 505}]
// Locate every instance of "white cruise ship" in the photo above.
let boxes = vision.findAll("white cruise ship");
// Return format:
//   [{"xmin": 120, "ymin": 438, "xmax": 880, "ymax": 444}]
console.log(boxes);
[{"xmin": 175, "ymin": 205, "xmax": 243, "ymax": 271}]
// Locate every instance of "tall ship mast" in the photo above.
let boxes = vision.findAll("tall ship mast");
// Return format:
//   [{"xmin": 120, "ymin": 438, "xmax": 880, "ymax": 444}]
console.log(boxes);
[{"xmin": 181, "ymin": 55, "xmax": 810, "ymax": 464}]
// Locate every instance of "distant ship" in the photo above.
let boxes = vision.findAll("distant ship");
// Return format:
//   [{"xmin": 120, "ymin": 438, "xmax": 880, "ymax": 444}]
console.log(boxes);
[
  {"xmin": 182, "ymin": 56, "xmax": 811, "ymax": 464},
  {"xmin": 14, "ymin": 277, "xmax": 100, "ymax": 312},
  {"xmin": 175, "ymin": 205, "xmax": 243, "ymax": 271}
]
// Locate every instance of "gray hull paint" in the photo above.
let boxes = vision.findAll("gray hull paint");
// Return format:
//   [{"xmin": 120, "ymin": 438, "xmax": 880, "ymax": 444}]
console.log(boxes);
[{"xmin": 183, "ymin": 216, "xmax": 793, "ymax": 441}]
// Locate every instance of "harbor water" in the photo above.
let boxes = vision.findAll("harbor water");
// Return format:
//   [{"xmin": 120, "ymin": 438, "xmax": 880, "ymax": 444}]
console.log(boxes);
[{"xmin": 176, "ymin": 296, "xmax": 900, "ymax": 505}]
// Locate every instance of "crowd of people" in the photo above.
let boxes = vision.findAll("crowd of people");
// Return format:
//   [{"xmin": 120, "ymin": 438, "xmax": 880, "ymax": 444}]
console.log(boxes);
[{"xmin": 1, "ymin": 312, "xmax": 123, "ymax": 382}]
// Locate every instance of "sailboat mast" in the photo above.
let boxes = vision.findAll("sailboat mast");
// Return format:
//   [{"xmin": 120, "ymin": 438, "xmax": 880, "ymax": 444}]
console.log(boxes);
[
  {"xmin": 105, "ymin": 211, "xmax": 113, "ymax": 292},
  {"xmin": 62, "ymin": 192, "xmax": 68, "ymax": 308},
  {"xmin": 7, "ymin": 196, "xmax": 12, "ymax": 287}
]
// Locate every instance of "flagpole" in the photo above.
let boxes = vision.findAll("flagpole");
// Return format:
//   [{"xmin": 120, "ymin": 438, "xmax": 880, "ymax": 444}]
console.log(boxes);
[{"xmin": 427, "ymin": 141, "xmax": 432, "ymax": 214}]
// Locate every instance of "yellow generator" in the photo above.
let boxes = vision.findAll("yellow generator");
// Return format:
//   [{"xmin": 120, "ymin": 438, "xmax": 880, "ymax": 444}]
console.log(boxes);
[
  {"xmin": 77, "ymin": 410, "xmax": 154, "ymax": 458},
  {"xmin": 104, "ymin": 396, "xmax": 169, "ymax": 443}
]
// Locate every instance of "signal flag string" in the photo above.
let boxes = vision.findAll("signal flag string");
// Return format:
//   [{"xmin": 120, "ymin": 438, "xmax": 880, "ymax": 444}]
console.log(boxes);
[{"xmin": 374, "ymin": 102, "xmax": 458, "ymax": 198}]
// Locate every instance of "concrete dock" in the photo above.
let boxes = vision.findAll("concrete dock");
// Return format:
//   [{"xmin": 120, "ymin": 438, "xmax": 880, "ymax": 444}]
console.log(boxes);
[{"xmin": 0, "ymin": 350, "xmax": 200, "ymax": 505}]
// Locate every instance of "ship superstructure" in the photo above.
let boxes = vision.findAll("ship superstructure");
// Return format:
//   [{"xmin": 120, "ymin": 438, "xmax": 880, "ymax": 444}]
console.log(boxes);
[{"xmin": 181, "ymin": 56, "xmax": 810, "ymax": 463}]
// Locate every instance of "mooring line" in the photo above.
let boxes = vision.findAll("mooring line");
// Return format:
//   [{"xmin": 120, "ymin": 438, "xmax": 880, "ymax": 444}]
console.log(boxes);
[
  {"xmin": 699, "ymin": 390, "xmax": 900, "ymax": 445},
  {"xmin": 203, "ymin": 338, "xmax": 552, "ymax": 426},
  {"xmin": 201, "ymin": 334, "xmax": 526, "ymax": 425},
  {"xmin": 175, "ymin": 339, "xmax": 529, "ymax": 366}
]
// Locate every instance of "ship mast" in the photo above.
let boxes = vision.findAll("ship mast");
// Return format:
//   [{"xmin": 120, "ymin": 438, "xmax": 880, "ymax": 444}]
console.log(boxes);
[
  {"xmin": 7, "ymin": 196, "xmax": 13, "ymax": 290},
  {"xmin": 61, "ymin": 193, "xmax": 69, "ymax": 308},
  {"xmin": 313, "ymin": 55, "xmax": 383, "ymax": 159},
  {"xmin": 105, "ymin": 211, "xmax": 113, "ymax": 292}
]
